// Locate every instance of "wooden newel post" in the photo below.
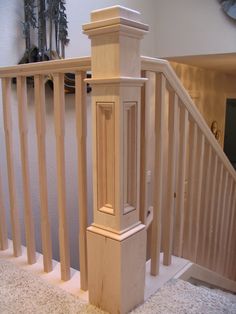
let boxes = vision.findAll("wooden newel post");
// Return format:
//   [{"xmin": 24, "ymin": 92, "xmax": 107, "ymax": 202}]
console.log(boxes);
[{"xmin": 83, "ymin": 6, "xmax": 149, "ymax": 314}]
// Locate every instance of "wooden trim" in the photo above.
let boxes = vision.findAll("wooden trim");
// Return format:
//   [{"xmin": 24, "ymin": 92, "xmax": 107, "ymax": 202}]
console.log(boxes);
[
  {"xmin": 183, "ymin": 119, "xmax": 198, "ymax": 260},
  {"xmin": 0, "ymin": 57, "xmax": 91, "ymax": 78},
  {"xmin": 141, "ymin": 56, "xmax": 236, "ymax": 182},
  {"xmin": 212, "ymin": 163, "xmax": 224, "ymax": 271},
  {"xmin": 17, "ymin": 76, "xmax": 36, "ymax": 265},
  {"xmin": 34, "ymin": 75, "xmax": 53, "ymax": 272},
  {"xmin": 139, "ymin": 71, "xmax": 147, "ymax": 225},
  {"xmin": 1, "ymin": 78, "xmax": 22, "ymax": 257},
  {"xmin": 53, "ymin": 73, "xmax": 71, "ymax": 281},
  {"xmin": 0, "ymin": 168, "xmax": 8, "ymax": 250},
  {"xmin": 75, "ymin": 72, "xmax": 88, "ymax": 290},
  {"xmin": 150, "ymin": 73, "xmax": 165, "ymax": 275},
  {"xmin": 192, "ymin": 131, "xmax": 205, "ymax": 262},
  {"xmin": 163, "ymin": 92, "xmax": 178, "ymax": 266},
  {"xmin": 173, "ymin": 105, "xmax": 188, "ymax": 257}
]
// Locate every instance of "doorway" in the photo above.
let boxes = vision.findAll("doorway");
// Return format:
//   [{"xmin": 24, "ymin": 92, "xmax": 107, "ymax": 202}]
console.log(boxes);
[{"xmin": 224, "ymin": 99, "xmax": 236, "ymax": 170}]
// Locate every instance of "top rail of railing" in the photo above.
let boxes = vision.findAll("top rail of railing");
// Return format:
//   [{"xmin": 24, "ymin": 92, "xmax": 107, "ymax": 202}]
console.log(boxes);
[{"xmin": 0, "ymin": 57, "xmax": 91, "ymax": 77}]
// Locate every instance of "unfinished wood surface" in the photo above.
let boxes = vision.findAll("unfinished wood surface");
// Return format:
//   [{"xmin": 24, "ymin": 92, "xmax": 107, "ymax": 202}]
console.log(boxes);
[
  {"xmin": 141, "ymin": 57, "xmax": 236, "ymax": 183},
  {"xmin": 197, "ymin": 143, "xmax": 212, "ymax": 265},
  {"xmin": 220, "ymin": 177, "xmax": 233, "ymax": 274},
  {"xmin": 0, "ymin": 57, "xmax": 91, "ymax": 78},
  {"xmin": 192, "ymin": 131, "xmax": 205, "ymax": 262},
  {"xmin": 163, "ymin": 92, "xmax": 179, "ymax": 266},
  {"xmin": 150, "ymin": 73, "xmax": 166, "ymax": 275},
  {"xmin": 217, "ymin": 170, "xmax": 229, "ymax": 273},
  {"xmin": 212, "ymin": 163, "xmax": 224, "ymax": 270},
  {"xmin": 0, "ymin": 168, "xmax": 8, "ymax": 250},
  {"xmin": 183, "ymin": 119, "xmax": 198, "ymax": 260},
  {"xmin": 75, "ymin": 71, "xmax": 88, "ymax": 291},
  {"xmin": 1, "ymin": 78, "xmax": 22, "ymax": 257},
  {"xmin": 173, "ymin": 105, "xmax": 188, "ymax": 257},
  {"xmin": 139, "ymin": 70, "xmax": 147, "ymax": 225},
  {"xmin": 17, "ymin": 76, "xmax": 36, "ymax": 265},
  {"xmin": 53, "ymin": 73, "xmax": 70, "ymax": 281},
  {"xmin": 225, "ymin": 184, "xmax": 236, "ymax": 276},
  {"xmin": 205, "ymin": 153, "xmax": 218, "ymax": 268},
  {"xmin": 34, "ymin": 75, "xmax": 52, "ymax": 273}
]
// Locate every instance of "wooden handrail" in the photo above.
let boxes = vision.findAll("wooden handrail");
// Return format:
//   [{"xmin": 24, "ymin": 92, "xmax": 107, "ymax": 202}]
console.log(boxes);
[{"xmin": 0, "ymin": 57, "xmax": 91, "ymax": 77}]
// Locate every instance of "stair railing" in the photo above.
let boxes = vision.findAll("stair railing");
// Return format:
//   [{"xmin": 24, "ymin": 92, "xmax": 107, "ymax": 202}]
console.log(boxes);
[
  {"xmin": 0, "ymin": 57, "xmax": 91, "ymax": 289},
  {"xmin": 140, "ymin": 56, "xmax": 236, "ymax": 281}
]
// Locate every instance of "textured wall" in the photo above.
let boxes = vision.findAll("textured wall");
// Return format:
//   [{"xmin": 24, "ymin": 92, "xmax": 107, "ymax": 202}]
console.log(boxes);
[{"xmin": 170, "ymin": 61, "xmax": 236, "ymax": 147}]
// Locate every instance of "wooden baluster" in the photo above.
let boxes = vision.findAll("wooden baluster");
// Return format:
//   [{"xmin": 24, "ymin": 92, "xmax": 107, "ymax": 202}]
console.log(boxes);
[
  {"xmin": 140, "ymin": 70, "xmax": 147, "ymax": 225},
  {"xmin": 0, "ymin": 168, "xmax": 8, "ymax": 250},
  {"xmin": 173, "ymin": 104, "xmax": 188, "ymax": 257},
  {"xmin": 216, "ymin": 170, "xmax": 228, "ymax": 273},
  {"xmin": 34, "ymin": 75, "xmax": 52, "ymax": 272},
  {"xmin": 182, "ymin": 119, "xmax": 198, "ymax": 260},
  {"xmin": 75, "ymin": 71, "xmax": 88, "ymax": 290},
  {"xmin": 163, "ymin": 91, "xmax": 179, "ymax": 266},
  {"xmin": 212, "ymin": 163, "xmax": 224, "ymax": 271},
  {"xmin": 225, "ymin": 184, "xmax": 236, "ymax": 277},
  {"xmin": 1, "ymin": 78, "xmax": 22, "ymax": 257},
  {"xmin": 220, "ymin": 177, "xmax": 233, "ymax": 275},
  {"xmin": 206, "ymin": 153, "xmax": 218, "ymax": 268},
  {"xmin": 192, "ymin": 131, "xmax": 205, "ymax": 262},
  {"xmin": 197, "ymin": 143, "xmax": 212, "ymax": 265},
  {"xmin": 228, "ymin": 201, "xmax": 236, "ymax": 279},
  {"xmin": 150, "ymin": 73, "xmax": 166, "ymax": 275},
  {"xmin": 17, "ymin": 76, "xmax": 36, "ymax": 264},
  {"xmin": 53, "ymin": 73, "xmax": 70, "ymax": 281}
]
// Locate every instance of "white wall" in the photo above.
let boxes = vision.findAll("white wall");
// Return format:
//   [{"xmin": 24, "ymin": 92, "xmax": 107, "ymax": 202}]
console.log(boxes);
[
  {"xmin": 66, "ymin": 0, "xmax": 236, "ymax": 58},
  {"xmin": 154, "ymin": 0, "xmax": 236, "ymax": 57}
]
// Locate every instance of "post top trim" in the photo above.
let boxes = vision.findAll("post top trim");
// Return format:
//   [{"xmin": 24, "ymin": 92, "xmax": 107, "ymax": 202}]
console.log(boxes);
[
  {"xmin": 91, "ymin": 5, "xmax": 141, "ymax": 22},
  {"xmin": 83, "ymin": 5, "xmax": 148, "ymax": 34}
]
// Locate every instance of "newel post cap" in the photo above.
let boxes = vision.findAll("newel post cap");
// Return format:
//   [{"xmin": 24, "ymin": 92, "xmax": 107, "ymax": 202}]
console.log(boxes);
[{"xmin": 82, "ymin": 5, "xmax": 149, "ymax": 36}]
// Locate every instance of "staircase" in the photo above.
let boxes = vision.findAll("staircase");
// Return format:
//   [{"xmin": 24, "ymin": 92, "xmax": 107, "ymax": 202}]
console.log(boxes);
[{"xmin": 0, "ymin": 5, "xmax": 235, "ymax": 314}]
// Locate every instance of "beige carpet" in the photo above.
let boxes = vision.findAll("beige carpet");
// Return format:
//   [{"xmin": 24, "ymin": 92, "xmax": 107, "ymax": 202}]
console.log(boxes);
[{"xmin": 0, "ymin": 259, "xmax": 235, "ymax": 314}]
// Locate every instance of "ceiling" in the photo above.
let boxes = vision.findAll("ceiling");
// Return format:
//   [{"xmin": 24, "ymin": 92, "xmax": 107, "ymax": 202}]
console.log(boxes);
[{"xmin": 166, "ymin": 53, "xmax": 236, "ymax": 75}]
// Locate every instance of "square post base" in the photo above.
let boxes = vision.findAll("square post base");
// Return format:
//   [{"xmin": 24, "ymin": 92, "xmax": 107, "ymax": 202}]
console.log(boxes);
[{"xmin": 87, "ymin": 225, "xmax": 146, "ymax": 314}]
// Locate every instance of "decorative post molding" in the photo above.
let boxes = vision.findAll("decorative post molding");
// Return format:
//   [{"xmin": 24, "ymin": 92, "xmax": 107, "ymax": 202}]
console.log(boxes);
[{"xmin": 83, "ymin": 6, "xmax": 148, "ymax": 313}]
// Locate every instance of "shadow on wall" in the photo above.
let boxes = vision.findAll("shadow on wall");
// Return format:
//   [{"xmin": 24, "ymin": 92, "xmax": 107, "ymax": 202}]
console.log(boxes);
[{"xmin": 0, "ymin": 83, "xmax": 93, "ymax": 270}]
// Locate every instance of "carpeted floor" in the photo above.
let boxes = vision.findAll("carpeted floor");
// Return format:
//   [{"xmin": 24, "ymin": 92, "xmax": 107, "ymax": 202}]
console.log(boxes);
[{"xmin": 0, "ymin": 259, "xmax": 235, "ymax": 314}]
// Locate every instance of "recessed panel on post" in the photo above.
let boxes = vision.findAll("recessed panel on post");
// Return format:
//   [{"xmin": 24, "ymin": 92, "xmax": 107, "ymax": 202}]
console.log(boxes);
[
  {"xmin": 96, "ymin": 102, "xmax": 115, "ymax": 215},
  {"xmin": 123, "ymin": 102, "xmax": 137, "ymax": 214}
]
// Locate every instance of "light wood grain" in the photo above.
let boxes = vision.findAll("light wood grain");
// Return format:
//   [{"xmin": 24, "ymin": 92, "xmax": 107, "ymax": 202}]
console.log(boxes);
[
  {"xmin": 173, "ymin": 105, "xmax": 188, "ymax": 257},
  {"xmin": 53, "ymin": 73, "xmax": 70, "ymax": 281},
  {"xmin": 216, "ymin": 170, "xmax": 229, "ymax": 273},
  {"xmin": 212, "ymin": 163, "xmax": 224, "ymax": 271},
  {"xmin": 139, "ymin": 70, "xmax": 147, "ymax": 225},
  {"xmin": 192, "ymin": 131, "xmax": 205, "ymax": 262},
  {"xmin": 225, "ymin": 184, "xmax": 236, "ymax": 276},
  {"xmin": 183, "ymin": 119, "xmax": 198, "ymax": 260},
  {"xmin": 205, "ymin": 153, "xmax": 218, "ymax": 268},
  {"xmin": 150, "ymin": 73, "xmax": 165, "ymax": 275},
  {"xmin": 0, "ymin": 168, "xmax": 8, "ymax": 250},
  {"xmin": 75, "ymin": 72, "xmax": 88, "ymax": 291},
  {"xmin": 220, "ymin": 177, "xmax": 233, "ymax": 274},
  {"xmin": 197, "ymin": 143, "xmax": 212, "ymax": 265},
  {"xmin": 34, "ymin": 75, "xmax": 52, "ymax": 272},
  {"xmin": 1, "ymin": 78, "xmax": 22, "ymax": 257},
  {"xmin": 163, "ymin": 92, "xmax": 178, "ymax": 266},
  {"xmin": 0, "ymin": 57, "xmax": 91, "ymax": 78},
  {"xmin": 17, "ymin": 76, "xmax": 36, "ymax": 265}
]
